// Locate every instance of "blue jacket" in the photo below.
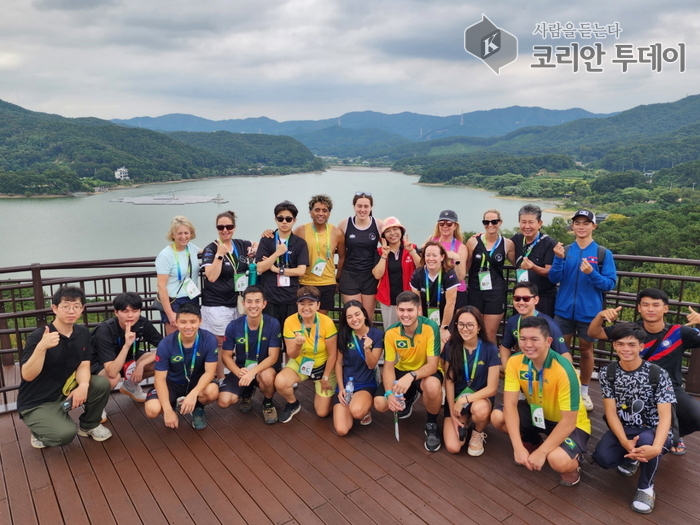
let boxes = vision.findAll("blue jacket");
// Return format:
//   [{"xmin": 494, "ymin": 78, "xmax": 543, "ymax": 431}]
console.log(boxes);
[{"xmin": 549, "ymin": 241, "xmax": 617, "ymax": 323}]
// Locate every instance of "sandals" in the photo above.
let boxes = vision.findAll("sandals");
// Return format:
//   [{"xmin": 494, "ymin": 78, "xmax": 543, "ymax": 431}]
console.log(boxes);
[
  {"xmin": 631, "ymin": 489, "xmax": 655, "ymax": 514},
  {"xmin": 669, "ymin": 437, "xmax": 686, "ymax": 456}
]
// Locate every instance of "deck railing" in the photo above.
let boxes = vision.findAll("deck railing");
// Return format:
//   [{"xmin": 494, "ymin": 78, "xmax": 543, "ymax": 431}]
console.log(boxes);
[{"xmin": 2, "ymin": 254, "xmax": 699, "ymax": 412}]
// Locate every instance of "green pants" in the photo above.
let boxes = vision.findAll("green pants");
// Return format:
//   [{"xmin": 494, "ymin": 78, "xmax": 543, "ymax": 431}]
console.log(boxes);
[{"xmin": 20, "ymin": 375, "xmax": 111, "ymax": 447}]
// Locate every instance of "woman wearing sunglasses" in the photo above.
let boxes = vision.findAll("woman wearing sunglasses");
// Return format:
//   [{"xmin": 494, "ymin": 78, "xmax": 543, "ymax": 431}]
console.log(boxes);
[
  {"xmin": 427, "ymin": 210, "xmax": 469, "ymax": 308},
  {"xmin": 465, "ymin": 209, "xmax": 515, "ymax": 343},
  {"xmin": 443, "ymin": 306, "xmax": 500, "ymax": 456},
  {"xmin": 338, "ymin": 192, "xmax": 384, "ymax": 318},
  {"xmin": 201, "ymin": 211, "xmax": 257, "ymax": 351}
]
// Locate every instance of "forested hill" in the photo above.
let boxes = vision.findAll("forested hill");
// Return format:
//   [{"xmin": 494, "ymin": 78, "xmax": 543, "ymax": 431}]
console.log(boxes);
[{"xmin": 0, "ymin": 100, "xmax": 323, "ymax": 195}]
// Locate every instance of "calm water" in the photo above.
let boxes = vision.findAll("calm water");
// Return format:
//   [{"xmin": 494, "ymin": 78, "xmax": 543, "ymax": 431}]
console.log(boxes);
[{"xmin": 0, "ymin": 167, "xmax": 560, "ymax": 269}]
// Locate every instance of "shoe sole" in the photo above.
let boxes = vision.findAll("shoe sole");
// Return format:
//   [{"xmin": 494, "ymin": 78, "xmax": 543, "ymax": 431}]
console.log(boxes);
[
  {"xmin": 77, "ymin": 428, "xmax": 111, "ymax": 442},
  {"xmin": 280, "ymin": 405, "xmax": 301, "ymax": 423},
  {"xmin": 617, "ymin": 466, "xmax": 637, "ymax": 477},
  {"xmin": 559, "ymin": 474, "xmax": 581, "ymax": 486},
  {"xmin": 360, "ymin": 415, "xmax": 372, "ymax": 426},
  {"xmin": 119, "ymin": 387, "xmax": 147, "ymax": 403},
  {"xmin": 30, "ymin": 439, "xmax": 46, "ymax": 449},
  {"xmin": 424, "ymin": 441, "xmax": 441, "ymax": 452},
  {"xmin": 468, "ymin": 447, "xmax": 484, "ymax": 457}
]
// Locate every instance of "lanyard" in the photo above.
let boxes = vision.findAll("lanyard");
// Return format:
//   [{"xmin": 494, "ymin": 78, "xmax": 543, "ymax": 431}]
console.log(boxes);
[
  {"xmin": 522, "ymin": 232, "xmax": 541, "ymax": 259},
  {"xmin": 244, "ymin": 316, "xmax": 264, "ymax": 363},
  {"xmin": 172, "ymin": 244, "xmax": 192, "ymax": 282},
  {"xmin": 298, "ymin": 314, "xmax": 320, "ymax": 357},
  {"xmin": 352, "ymin": 332, "xmax": 366, "ymax": 361},
  {"xmin": 462, "ymin": 339, "xmax": 481, "ymax": 387},
  {"xmin": 274, "ymin": 232, "xmax": 290, "ymax": 266},
  {"xmin": 313, "ymin": 224, "xmax": 331, "ymax": 260},
  {"xmin": 177, "ymin": 332, "xmax": 200, "ymax": 384},
  {"xmin": 117, "ymin": 336, "xmax": 138, "ymax": 358},
  {"xmin": 424, "ymin": 268, "xmax": 442, "ymax": 306},
  {"xmin": 223, "ymin": 241, "xmax": 240, "ymax": 273},
  {"xmin": 479, "ymin": 235, "xmax": 502, "ymax": 270},
  {"xmin": 527, "ymin": 360, "xmax": 545, "ymax": 405}
]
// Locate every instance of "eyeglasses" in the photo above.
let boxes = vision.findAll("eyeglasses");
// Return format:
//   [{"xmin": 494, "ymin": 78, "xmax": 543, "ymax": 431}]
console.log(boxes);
[
  {"xmin": 482, "ymin": 219, "xmax": 501, "ymax": 226},
  {"xmin": 438, "ymin": 221, "xmax": 454, "ymax": 227},
  {"xmin": 276, "ymin": 216, "xmax": 294, "ymax": 223},
  {"xmin": 457, "ymin": 322, "xmax": 476, "ymax": 330},
  {"xmin": 216, "ymin": 224, "xmax": 235, "ymax": 231},
  {"xmin": 513, "ymin": 295, "xmax": 536, "ymax": 303},
  {"xmin": 355, "ymin": 191, "xmax": 372, "ymax": 197},
  {"xmin": 57, "ymin": 304, "xmax": 83, "ymax": 312}
]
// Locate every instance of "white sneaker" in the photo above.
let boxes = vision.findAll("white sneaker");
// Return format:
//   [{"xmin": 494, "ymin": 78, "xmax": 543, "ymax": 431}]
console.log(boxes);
[
  {"xmin": 30, "ymin": 435, "xmax": 46, "ymax": 449},
  {"xmin": 120, "ymin": 380, "xmax": 147, "ymax": 402},
  {"xmin": 101, "ymin": 410, "xmax": 108, "ymax": 423},
  {"xmin": 78, "ymin": 424, "xmax": 112, "ymax": 442},
  {"xmin": 468, "ymin": 430, "xmax": 486, "ymax": 457},
  {"xmin": 581, "ymin": 393, "xmax": 594, "ymax": 411}
]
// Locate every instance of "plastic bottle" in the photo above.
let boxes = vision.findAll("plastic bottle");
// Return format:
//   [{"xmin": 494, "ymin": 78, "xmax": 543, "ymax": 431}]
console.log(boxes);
[
  {"xmin": 248, "ymin": 261, "xmax": 258, "ymax": 285},
  {"xmin": 345, "ymin": 377, "xmax": 354, "ymax": 404},
  {"xmin": 393, "ymin": 380, "xmax": 406, "ymax": 410}
]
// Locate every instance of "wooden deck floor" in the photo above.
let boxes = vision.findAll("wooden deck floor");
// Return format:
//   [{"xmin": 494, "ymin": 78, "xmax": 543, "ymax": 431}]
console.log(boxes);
[{"xmin": 0, "ymin": 377, "xmax": 698, "ymax": 525}]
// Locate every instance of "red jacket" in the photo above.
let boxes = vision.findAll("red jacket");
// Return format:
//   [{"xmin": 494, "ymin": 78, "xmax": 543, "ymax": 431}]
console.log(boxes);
[{"xmin": 376, "ymin": 245, "xmax": 418, "ymax": 306}]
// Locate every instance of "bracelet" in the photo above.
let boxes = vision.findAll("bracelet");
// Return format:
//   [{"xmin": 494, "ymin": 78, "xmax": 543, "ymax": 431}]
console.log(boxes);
[
  {"xmin": 384, "ymin": 390, "xmax": 393, "ymax": 398},
  {"xmin": 322, "ymin": 375, "xmax": 329, "ymax": 381},
  {"xmin": 381, "ymin": 256, "xmax": 388, "ymax": 260}
]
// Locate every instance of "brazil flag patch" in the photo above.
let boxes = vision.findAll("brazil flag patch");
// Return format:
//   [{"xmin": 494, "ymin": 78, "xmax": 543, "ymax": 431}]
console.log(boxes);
[{"xmin": 396, "ymin": 339, "xmax": 409, "ymax": 349}]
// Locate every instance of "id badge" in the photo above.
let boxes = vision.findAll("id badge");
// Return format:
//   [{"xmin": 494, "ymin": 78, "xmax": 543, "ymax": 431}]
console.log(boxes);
[
  {"xmin": 530, "ymin": 403, "xmax": 546, "ymax": 429},
  {"xmin": 244, "ymin": 359, "xmax": 258, "ymax": 370},
  {"xmin": 234, "ymin": 273, "xmax": 248, "ymax": 292},
  {"xmin": 183, "ymin": 277, "xmax": 201, "ymax": 299},
  {"xmin": 478, "ymin": 271, "xmax": 493, "ymax": 291},
  {"xmin": 277, "ymin": 274, "xmax": 291, "ymax": 287},
  {"xmin": 427, "ymin": 307, "xmax": 440, "ymax": 325},
  {"xmin": 299, "ymin": 357, "xmax": 314, "ymax": 376},
  {"xmin": 122, "ymin": 360, "xmax": 136, "ymax": 381},
  {"xmin": 455, "ymin": 386, "xmax": 475, "ymax": 402},
  {"xmin": 311, "ymin": 259, "xmax": 327, "ymax": 277},
  {"xmin": 516, "ymin": 269, "xmax": 529, "ymax": 283}
]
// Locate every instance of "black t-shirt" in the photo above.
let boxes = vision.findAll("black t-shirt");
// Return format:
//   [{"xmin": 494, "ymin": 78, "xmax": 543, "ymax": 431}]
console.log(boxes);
[
  {"xmin": 387, "ymin": 250, "xmax": 404, "ymax": 305},
  {"xmin": 344, "ymin": 217, "xmax": 380, "ymax": 272},
  {"xmin": 468, "ymin": 235, "xmax": 507, "ymax": 292},
  {"xmin": 18, "ymin": 324, "xmax": 91, "ymax": 413},
  {"xmin": 256, "ymin": 233, "xmax": 309, "ymax": 305},
  {"xmin": 604, "ymin": 322, "xmax": 700, "ymax": 388},
  {"xmin": 410, "ymin": 267, "xmax": 459, "ymax": 321},
  {"xmin": 511, "ymin": 232, "xmax": 557, "ymax": 298},
  {"xmin": 90, "ymin": 316, "xmax": 163, "ymax": 373},
  {"xmin": 201, "ymin": 239, "xmax": 253, "ymax": 307}
]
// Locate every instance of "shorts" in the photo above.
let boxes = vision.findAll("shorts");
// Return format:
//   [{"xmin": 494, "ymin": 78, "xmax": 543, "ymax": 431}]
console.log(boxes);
[
  {"xmin": 443, "ymin": 395, "xmax": 494, "ymax": 417},
  {"xmin": 285, "ymin": 358, "xmax": 337, "ymax": 397},
  {"xmin": 201, "ymin": 305, "xmax": 241, "ymax": 336},
  {"xmin": 467, "ymin": 288, "xmax": 507, "ymax": 315},
  {"xmin": 90, "ymin": 350, "xmax": 149, "ymax": 375},
  {"xmin": 554, "ymin": 316, "xmax": 595, "ymax": 343},
  {"xmin": 376, "ymin": 369, "xmax": 444, "ymax": 400},
  {"xmin": 535, "ymin": 295, "xmax": 556, "ymax": 319},
  {"xmin": 339, "ymin": 270, "xmax": 378, "ymax": 296},
  {"xmin": 218, "ymin": 372, "xmax": 257, "ymax": 398},
  {"xmin": 145, "ymin": 377, "xmax": 218, "ymax": 408},
  {"xmin": 159, "ymin": 296, "xmax": 200, "ymax": 323},
  {"xmin": 315, "ymin": 284, "xmax": 337, "ymax": 311},
  {"xmin": 455, "ymin": 290, "xmax": 469, "ymax": 309},
  {"xmin": 332, "ymin": 386, "xmax": 377, "ymax": 406}
]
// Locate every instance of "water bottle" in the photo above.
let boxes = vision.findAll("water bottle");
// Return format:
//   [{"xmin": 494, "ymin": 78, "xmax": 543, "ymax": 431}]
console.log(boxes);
[
  {"xmin": 248, "ymin": 261, "xmax": 258, "ymax": 285},
  {"xmin": 345, "ymin": 377, "xmax": 354, "ymax": 404},
  {"xmin": 393, "ymin": 380, "xmax": 406, "ymax": 410}
]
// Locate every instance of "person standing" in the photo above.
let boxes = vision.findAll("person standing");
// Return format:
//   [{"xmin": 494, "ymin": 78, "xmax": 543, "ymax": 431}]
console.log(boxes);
[{"xmin": 427, "ymin": 210, "xmax": 469, "ymax": 308}]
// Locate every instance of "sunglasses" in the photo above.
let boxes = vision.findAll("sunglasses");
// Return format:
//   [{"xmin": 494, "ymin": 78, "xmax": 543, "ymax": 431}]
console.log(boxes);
[
  {"xmin": 354, "ymin": 191, "xmax": 372, "ymax": 197},
  {"xmin": 513, "ymin": 295, "xmax": 536, "ymax": 303},
  {"xmin": 482, "ymin": 219, "xmax": 501, "ymax": 226},
  {"xmin": 276, "ymin": 216, "xmax": 294, "ymax": 223},
  {"xmin": 216, "ymin": 224, "xmax": 235, "ymax": 231},
  {"xmin": 438, "ymin": 221, "xmax": 454, "ymax": 227}
]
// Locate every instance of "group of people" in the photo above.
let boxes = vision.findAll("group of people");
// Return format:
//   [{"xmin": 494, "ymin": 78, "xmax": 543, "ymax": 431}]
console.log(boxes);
[{"xmin": 16, "ymin": 193, "xmax": 700, "ymax": 516}]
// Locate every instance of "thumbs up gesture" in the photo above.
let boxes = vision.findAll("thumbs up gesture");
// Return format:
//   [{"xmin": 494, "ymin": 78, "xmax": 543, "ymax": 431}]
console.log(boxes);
[{"xmin": 39, "ymin": 325, "xmax": 60, "ymax": 351}]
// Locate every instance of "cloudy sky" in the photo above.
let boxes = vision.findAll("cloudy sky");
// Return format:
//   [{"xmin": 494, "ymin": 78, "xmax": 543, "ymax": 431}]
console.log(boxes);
[{"xmin": 0, "ymin": 0, "xmax": 697, "ymax": 122}]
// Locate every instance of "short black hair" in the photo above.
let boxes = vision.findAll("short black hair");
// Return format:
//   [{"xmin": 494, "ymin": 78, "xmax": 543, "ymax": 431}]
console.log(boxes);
[
  {"xmin": 274, "ymin": 200, "xmax": 299, "ymax": 218},
  {"xmin": 637, "ymin": 288, "xmax": 669, "ymax": 306},
  {"xmin": 176, "ymin": 303, "xmax": 201, "ymax": 319},
  {"xmin": 242, "ymin": 285, "xmax": 266, "ymax": 300},
  {"xmin": 396, "ymin": 291, "xmax": 420, "ymax": 308},
  {"xmin": 513, "ymin": 282, "xmax": 539, "ymax": 296},
  {"xmin": 52, "ymin": 286, "xmax": 85, "ymax": 306},
  {"xmin": 519, "ymin": 315, "xmax": 550, "ymax": 338},
  {"xmin": 113, "ymin": 292, "xmax": 143, "ymax": 311},
  {"xmin": 610, "ymin": 322, "xmax": 647, "ymax": 343}
]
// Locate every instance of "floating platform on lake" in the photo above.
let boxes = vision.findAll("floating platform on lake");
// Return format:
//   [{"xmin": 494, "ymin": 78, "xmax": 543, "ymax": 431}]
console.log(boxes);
[{"xmin": 111, "ymin": 193, "xmax": 228, "ymax": 205}]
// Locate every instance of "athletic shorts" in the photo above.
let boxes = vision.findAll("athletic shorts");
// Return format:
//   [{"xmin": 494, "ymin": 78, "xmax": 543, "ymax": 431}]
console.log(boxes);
[
  {"xmin": 443, "ymin": 396, "xmax": 494, "ymax": 417},
  {"xmin": 201, "ymin": 305, "xmax": 241, "ymax": 336},
  {"xmin": 332, "ymin": 386, "xmax": 377, "ymax": 406},
  {"xmin": 375, "ymin": 369, "xmax": 444, "ymax": 400},
  {"xmin": 339, "ymin": 270, "xmax": 378, "ymax": 296},
  {"xmin": 554, "ymin": 316, "xmax": 595, "ymax": 343},
  {"xmin": 218, "ymin": 372, "xmax": 258, "ymax": 398},
  {"xmin": 467, "ymin": 288, "xmax": 507, "ymax": 315},
  {"xmin": 315, "ymin": 284, "xmax": 337, "ymax": 311},
  {"xmin": 159, "ymin": 296, "xmax": 200, "ymax": 323},
  {"xmin": 145, "ymin": 377, "xmax": 218, "ymax": 408},
  {"xmin": 285, "ymin": 359, "xmax": 337, "ymax": 398}
]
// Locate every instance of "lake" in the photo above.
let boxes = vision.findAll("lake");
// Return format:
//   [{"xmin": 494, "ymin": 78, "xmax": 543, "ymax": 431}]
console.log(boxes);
[{"xmin": 0, "ymin": 167, "xmax": 561, "ymax": 268}]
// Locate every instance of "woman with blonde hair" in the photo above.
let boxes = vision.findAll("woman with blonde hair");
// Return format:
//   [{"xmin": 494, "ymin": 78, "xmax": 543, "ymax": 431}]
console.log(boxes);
[{"xmin": 427, "ymin": 210, "xmax": 469, "ymax": 308}]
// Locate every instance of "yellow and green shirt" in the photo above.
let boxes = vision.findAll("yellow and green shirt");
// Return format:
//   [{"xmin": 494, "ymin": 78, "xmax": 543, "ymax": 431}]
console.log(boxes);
[
  {"xmin": 384, "ymin": 316, "xmax": 441, "ymax": 372},
  {"xmin": 284, "ymin": 313, "xmax": 337, "ymax": 368}
]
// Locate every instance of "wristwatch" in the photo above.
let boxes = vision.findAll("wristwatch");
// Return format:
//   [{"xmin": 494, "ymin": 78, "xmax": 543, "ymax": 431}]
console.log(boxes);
[
  {"xmin": 409, "ymin": 371, "xmax": 417, "ymax": 379},
  {"xmin": 442, "ymin": 325, "xmax": 449, "ymax": 330}
]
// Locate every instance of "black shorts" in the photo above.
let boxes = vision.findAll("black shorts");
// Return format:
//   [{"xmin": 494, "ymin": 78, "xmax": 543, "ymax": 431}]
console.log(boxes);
[
  {"xmin": 339, "ymin": 270, "xmax": 378, "ymax": 296},
  {"xmin": 467, "ymin": 288, "xmax": 507, "ymax": 315},
  {"xmin": 218, "ymin": 373, "xmax": 257, "ymax": 398},
  {"xmin": 332, "ymin": 386, "xmax": 377, "ymax": 406},
  {"xmin": 315, "ymin": 284, "xmax": 337, "ymax": 311},
  {"xmin": 535, "ymin": 295, "xmax": 556, "ymax": 319},
  {"xmin": 376, "ymin": 370, "xmax": 444, "ymax": 399},
  {"xmin": 145, "ymin": 377, "xmax": 217, "ymax": 408},
  {"xmin": 159, "ymin": 296, "xmax": 200, "ymax": 323}
]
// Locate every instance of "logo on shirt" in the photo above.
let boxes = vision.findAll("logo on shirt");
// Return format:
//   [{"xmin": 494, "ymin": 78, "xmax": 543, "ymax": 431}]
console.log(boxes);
[
  {"xmin": 519, "ymin": 370, "xmax": 533, "ymax": 380},
  {"xmin": 349, "ymin": 234, "xmax": 356, "ymax": 239},
  {"xmin": 495, "ymin": 254, "xmax": 503, "ymax": 262},
  {"xmin": 564, "ymin": 437, "xmax": 576, "ymax": 450},
  {"xmin": 369, "ymin": 233, "xmax": 377, "ymax": 241},
  {"xmin": 396, "ymin": 339, "xmax": 409, "ymax": 349},
  {"xmin": 237, "ymin": 337, "xmax": 245, "ymax": 344},
  {"xmin": 661, "ymin": 339, "xmax": 671, "ymax": 347},
  {"xmin": 171, "ymin": 355, "xmax": 183, "ymax": 363}
]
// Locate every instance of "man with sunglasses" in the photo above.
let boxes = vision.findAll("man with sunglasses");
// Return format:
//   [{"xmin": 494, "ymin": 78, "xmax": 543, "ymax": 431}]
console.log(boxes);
[
  {"xmin": 256, "ymin": 201, "xmax": 309, "ymax": 356},
  {"xmin": 499, "ymin": 282, "xmax": 571, "ymax": 371}
]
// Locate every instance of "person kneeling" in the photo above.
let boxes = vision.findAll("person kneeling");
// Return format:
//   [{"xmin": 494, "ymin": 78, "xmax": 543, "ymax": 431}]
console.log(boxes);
[
  {"xmin": 491, "ymin": 316, "xmax": 590, "ymax": 486},
  {"xmin": 218, "ymin": 286, "xmax": 280, "ymax": 424},
  {"xmin": 592, "ymin": 323, "xmax": 675, "ymax": 514},
  {"xmin": 145, "ymin": 303, "xmax": 219, "ymax": 430}
]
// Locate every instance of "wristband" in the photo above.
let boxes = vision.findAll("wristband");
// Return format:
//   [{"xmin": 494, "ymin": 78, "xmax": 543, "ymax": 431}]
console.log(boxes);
[{"xmin": 384, "ymin": 390, "xmax": 393, "ymax": 398}]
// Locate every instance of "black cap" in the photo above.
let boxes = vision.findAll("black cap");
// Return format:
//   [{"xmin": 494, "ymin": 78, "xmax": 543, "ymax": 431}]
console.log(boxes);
[
  {"xmin": 438, "ymin": 210, "xmax": 458, "ymax": 223},
  {"xmin": 571, "ymin": 209, "xmax": 596, "ymax": 224}
]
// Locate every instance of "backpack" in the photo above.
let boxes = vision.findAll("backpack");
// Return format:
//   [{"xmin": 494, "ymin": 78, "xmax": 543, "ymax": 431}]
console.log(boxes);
[{"xmin": 605, "ymin": 361, "xmax": 680, "ymax": 446}]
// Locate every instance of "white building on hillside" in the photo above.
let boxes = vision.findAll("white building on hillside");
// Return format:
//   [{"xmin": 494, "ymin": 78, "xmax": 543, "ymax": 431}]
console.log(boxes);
[{"xmin": 115, "ymin": 167, "xmax": 129, "ymax": 180}]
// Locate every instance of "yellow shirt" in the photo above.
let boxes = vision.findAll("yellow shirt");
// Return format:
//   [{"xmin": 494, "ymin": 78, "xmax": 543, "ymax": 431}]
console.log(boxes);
[
  {"xmin": 299, "ymin": 222, "xmax": 337, "ymax": 286},
  {"xmin": 283, "ymin": 313, "xmax": 337, "ymax": 368},
  {"xmin": 505, "ymin": 350, "xmax": 591, "ymax": 434},
  {"xmin": 384, "ymin": 316, "xmax": 441, "ymax": 372}
]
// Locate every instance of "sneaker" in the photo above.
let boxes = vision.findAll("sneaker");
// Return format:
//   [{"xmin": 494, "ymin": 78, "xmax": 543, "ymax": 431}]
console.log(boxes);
[
  {"xmin": 101, "ymin": 410, "xmax": 108, "ymax": 423},
  {"xmin": 239, "ymin": 396, "xmax": 253, "ymax": 413},
  {"xmin": 581, "ymin": 393, "xmax": 594, "ymax": 411},
  {"xmin": 424, "ymin": 422, "xmax": 441, "ymax": 452},
  {"xmin": 617, "ymin": 459, "xmax": 639, "ymax": 477},
  {"xmin": 398, "ymin": 391, "xmax": 420, "ymax": 420},
  {"xmin": 468, "ymin": 430, "xmax": 487, "ymax": 457},
  {"xmin": 78, "ymin": 424, "xmax": 112, "ymax": 442},
  {"xmin": 279, "ymin": 402, "xmax": 301, "ymax": 424},
  {"xmin": 360, "ymin": 413, "xmax": 372, "ymax": 426},
  {"xmin": 192, "ymin": 407, "xmax": 207, "ymax": 430},
  {"xmin": 120, "ymin": 380, "xmax": 147, "ymax": 402},
  {"xmin": 559, "ymin": 467, "xmax": 581, "ymax": 486},
  {"xmin": 30, "ymin": 435, "xmax": 46, "ymax": 449},
  {"xmin": 263, "ymin": 404, "xmax": 278, "ymax": 425}
]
